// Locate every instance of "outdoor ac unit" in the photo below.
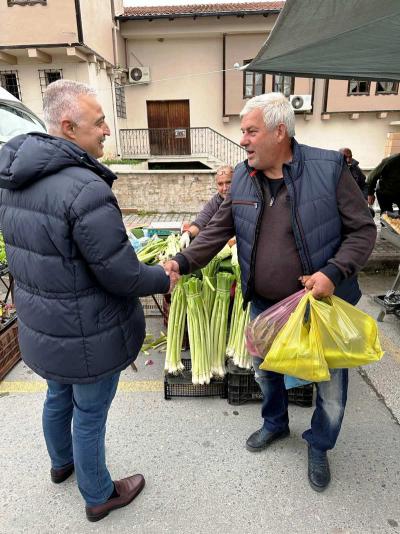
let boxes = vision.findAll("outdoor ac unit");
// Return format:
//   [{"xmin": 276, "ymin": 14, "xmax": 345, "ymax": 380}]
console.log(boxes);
[
  {"xmin": 128, "ymin": 66, "xmax": 151, "ymax": 84},
  {"xmin": 289, "ymin": 94, "xmax": 312, "ymax": 111}
]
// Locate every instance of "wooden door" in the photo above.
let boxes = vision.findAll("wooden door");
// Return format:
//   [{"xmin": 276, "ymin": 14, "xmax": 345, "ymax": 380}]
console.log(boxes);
[{"xmin": 147, "ymin": 100, "xmax": 190, "ymax": 155}]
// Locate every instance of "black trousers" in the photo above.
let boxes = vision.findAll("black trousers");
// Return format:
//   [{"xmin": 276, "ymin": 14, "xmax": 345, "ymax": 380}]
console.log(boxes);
[{"xmin": 376, "ymin": 190, "xmax": 400, "ymax": 213}]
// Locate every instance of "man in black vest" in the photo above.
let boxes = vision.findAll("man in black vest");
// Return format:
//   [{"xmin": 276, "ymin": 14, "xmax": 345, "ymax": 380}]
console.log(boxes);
[
  {"xmin": 164, "ymin": 93, "xmax": 376, "ymax": 492},
  {"xmin": 367, "ymin": 153, "xmax": 400, "ymax": 213},
  {"xmin": 0, "ymin": 80, "xmax": 178, "ymax": 521}
]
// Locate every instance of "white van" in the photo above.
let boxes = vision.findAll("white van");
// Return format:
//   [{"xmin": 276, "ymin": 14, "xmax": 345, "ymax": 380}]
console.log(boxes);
[{"xmin": 0, "ymin": 87, "xmax": 46, "ymax": 148}]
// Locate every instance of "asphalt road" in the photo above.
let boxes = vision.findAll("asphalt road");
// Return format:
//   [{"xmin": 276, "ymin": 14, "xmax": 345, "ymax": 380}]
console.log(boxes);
[{"xmin": 0, "ymin": 273, "xmax": 399, "ymax": 534}]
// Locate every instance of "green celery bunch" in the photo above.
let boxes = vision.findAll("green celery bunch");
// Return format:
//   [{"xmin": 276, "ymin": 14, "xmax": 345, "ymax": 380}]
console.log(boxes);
[
  {"xmin": 164, "ymin": 278, "xmax": 187, "ymax": 374},
  {"xmin": 137, "ymin": 236, "xmax": 166, "ymax": 264},
  {"xmin": 226, "ymin": 248, "xmax": 252, "ymax": 369},
  {"xmin": 184, "ymin": 277, "xmax": 212, "ymax": 385},
  {"xmin": 210, "ymin": 271, "xmax": 235, "ymax": 377},
  {"xmin": 201, "ymin": 257, "xmax": 220, "ymax": 318}
]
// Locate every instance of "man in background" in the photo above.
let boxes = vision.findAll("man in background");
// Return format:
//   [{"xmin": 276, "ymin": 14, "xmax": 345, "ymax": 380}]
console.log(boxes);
[{"xmin": 339, "ymin": 147, "xmax": 367, "ymax": 197}]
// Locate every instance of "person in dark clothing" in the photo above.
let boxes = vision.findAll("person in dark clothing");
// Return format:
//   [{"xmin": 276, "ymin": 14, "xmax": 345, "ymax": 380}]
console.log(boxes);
[
  {"xmin": 340, "ymin": 147, "xmax": 375, "ymax": 217},
  {"xmin": 367, "ymin": 153, "xmax": 400, "ymax": 213},
  {"xmin": 0, "ymin": 80, "xmax": 178, "ymax": 522},
  {"xmin": 164, "ymin": 93, "xmax": 376, "ymax": 492},
  {"xmin": 339, "ymin": 148, "xmax": 367, "ymax": 197},
  {"xmin": 180, "ymin": 164, "xmax": 233, "ymax": 248}
]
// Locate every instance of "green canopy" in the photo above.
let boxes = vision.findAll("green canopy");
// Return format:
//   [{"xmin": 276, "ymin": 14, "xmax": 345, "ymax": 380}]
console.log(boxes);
[{"xmin": 247, "ymin": 0, "xmax": 400, "ymax": 81}]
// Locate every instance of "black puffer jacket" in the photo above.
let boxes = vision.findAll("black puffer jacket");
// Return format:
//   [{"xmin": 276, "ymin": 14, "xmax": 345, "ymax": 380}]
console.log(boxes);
[{"xmin": 0, "ymin": 133, "xmax": 169, "ymax": 384}]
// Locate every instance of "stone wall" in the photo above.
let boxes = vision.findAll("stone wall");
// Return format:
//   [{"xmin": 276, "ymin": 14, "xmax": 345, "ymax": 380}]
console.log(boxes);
[{"xmin": 112, "ymin": 169, "xmax": 217, "ymax": 212}]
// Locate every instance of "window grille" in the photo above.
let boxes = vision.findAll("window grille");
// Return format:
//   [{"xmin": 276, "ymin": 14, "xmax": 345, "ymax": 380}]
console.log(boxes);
[
  {"xmin": 38, "ymin": 69, "xmax": 63, "ymax": 98},
  {"xmin": 115, "ymin": 82, "xmax": 127, "ymax": 119},
  {"xmin": 0, "ymin": 70, "xmax": 21, "ymax": 100}
]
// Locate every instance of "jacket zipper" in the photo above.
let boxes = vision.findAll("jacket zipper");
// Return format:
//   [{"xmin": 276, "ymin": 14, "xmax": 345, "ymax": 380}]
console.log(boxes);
[{"xmin": 243, "ymin": 165, "xmax": 264, "ymax": 306}]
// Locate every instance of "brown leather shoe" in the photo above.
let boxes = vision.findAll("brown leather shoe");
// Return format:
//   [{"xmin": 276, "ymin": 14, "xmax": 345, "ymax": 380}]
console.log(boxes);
[
  {"xmin": 50, "ymin": 463, "xmax": 74, "ymax": 484},
  {"xmin": 85, "ymin": 474, "xmax": 145, "ymax": 522}
]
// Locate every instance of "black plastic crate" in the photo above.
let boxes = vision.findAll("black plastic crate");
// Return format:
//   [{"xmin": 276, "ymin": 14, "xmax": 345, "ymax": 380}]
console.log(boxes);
[
  {"xmin": 164, "ymin": 357, "xmax": 227, "ymax": 400},
  {"xmin": 226, "ymin": 360, "xmax": 313, "ymax": 407}
]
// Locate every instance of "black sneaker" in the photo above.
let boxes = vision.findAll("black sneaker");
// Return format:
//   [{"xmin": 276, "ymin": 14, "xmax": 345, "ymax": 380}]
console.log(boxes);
[
  {"xmin": 246, "ymin": 427, "xmax": 290, "ymax": 452},
  {"xmin": 307, "ymin": 445, "xmax": 331, "ymax": 492}
]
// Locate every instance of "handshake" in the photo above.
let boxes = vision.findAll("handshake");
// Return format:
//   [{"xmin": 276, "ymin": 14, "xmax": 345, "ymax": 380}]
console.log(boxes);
[{"xmin": 162, "ymin": 260, "xmax": 181, "ymax": 293}]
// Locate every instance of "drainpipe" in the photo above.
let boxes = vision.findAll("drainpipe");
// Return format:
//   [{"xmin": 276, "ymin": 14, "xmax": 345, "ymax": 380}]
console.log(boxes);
[
  {"xmin": 222, "ymin": 33, "xmax": 226, "ymax": 118},
  {"xmin": 109, "ymin": 73, "xmax": 121, "ymax": 157}
]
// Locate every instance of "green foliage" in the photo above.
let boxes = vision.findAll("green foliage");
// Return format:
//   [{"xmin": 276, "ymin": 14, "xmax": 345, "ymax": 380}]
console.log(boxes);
[{"xmin": 0, "ymin": 233, "xmax": 7, "ymax": 265}]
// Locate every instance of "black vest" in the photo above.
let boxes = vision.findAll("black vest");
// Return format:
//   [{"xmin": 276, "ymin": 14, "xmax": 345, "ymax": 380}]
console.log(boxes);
[{"xmin": 231, "ymin": 139, "xmax": 361, "ymax": 306}]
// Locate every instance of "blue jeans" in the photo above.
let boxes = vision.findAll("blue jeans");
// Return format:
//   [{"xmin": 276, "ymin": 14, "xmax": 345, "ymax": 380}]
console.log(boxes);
[
  {"xmin": 251, "ymin": 299, "xmax": 348, "ymax": 452},
  {"xmin": 42, "ymin": 373, "xmax": 120, "ymax": 506}
]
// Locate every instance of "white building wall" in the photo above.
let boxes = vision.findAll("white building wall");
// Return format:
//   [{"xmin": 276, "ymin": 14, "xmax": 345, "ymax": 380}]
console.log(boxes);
[{"xmin": 125, "ymin": 36, "xmax": 223, "ymax": 130}]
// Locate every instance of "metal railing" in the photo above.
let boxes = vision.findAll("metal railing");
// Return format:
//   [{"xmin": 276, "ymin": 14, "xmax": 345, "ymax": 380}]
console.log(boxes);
[{"xmin": 119, "ymin": 127, "xmax": 246, "ymax": 167}]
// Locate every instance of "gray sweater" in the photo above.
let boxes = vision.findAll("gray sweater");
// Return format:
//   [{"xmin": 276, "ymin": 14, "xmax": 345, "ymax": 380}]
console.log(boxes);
[{"xmin": 191, "ymin": 192, "xmax": 224, "ymax": 231}]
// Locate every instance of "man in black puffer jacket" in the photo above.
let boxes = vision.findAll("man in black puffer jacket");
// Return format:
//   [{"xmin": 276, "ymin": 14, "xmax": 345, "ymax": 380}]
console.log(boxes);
[{"xmin": 0, "ymin": 80, "xmax": 176, "ymax": 522}]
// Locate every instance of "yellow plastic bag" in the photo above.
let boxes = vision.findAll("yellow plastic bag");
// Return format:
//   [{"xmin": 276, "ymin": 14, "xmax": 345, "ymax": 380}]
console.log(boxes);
[
  {"xmin": 260, "ymin": 293, "xmax": 331, "ymax": 382},
  {"xmin": 310, "ymin": 295, "xmax": 384, "ymax": 369}
]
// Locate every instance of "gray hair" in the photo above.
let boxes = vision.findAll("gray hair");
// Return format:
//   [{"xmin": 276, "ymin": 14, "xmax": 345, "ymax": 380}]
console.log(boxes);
[
  {"xmin": 240, "ymin": 92, "xmax": 295, "ymax": 137},
  {"xmin": 43, "ymin": 79, "xmax": 97, "ymax": 133},
  {"xmin": 216, "ymin": 164, "xmax": 234, "ymax": 176}
]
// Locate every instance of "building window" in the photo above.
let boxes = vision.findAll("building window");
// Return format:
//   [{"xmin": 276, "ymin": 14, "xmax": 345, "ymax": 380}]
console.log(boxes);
[
  {"xmin": 347, "ymin": 80, "xmax": 370, "ymax": 95},
  {"xmin": 38, "ymin": 69, "xmax": 63, "ymax": 97},
  {"xmin": 8, "ymin": 1, "xmax": 47, "ymax": 5},
  {"xmin": 115, "ymin": 82, "xmax": 126, "ymax": 119},
  {"xmin": 243, "ymin": 59, "xmax": 264, "ymax": 98},
  {"xmin": 0, "ymin": 70, "xmax": 21, "ymax": 100},
  {"xmin": 272, "ymin": 74, "xmax": 294, "ymax": 97},
  {"xmin": 376, "ymin": 81, "xmax": 399, "ymax": 95}
]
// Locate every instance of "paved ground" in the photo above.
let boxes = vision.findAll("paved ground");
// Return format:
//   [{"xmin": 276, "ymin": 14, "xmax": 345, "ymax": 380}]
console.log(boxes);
[{"xmin": 1, "ymin": 272, "xmax": 400, "ymax": 534}]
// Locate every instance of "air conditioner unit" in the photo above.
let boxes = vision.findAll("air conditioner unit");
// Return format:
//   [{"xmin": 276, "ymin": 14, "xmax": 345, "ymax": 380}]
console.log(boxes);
[
  {"xmin": 289, "ymin": 94, "xmax": 312, "ymax": 111},
  {"xmin": 128, "ymin": 66, "xmax": 151, "ymax": 84}
]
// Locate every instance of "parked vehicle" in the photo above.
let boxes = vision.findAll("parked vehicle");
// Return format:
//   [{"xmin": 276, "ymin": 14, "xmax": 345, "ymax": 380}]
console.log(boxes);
[{"xmin": 0, "ymin": 87, "xmax": 45, "ymax": 148}]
